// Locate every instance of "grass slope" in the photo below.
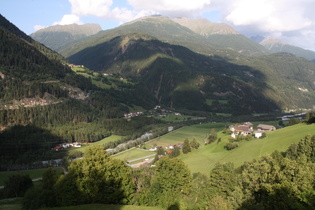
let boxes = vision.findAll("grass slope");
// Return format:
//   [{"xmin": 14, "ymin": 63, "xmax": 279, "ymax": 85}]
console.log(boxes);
[{"xmin": 181, "ymin": 123, "xmax": 315, "ymax": 174}]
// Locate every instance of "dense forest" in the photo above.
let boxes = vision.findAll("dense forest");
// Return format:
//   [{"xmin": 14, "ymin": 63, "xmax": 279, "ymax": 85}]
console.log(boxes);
[
  {"xmin": 0, "ymin": 15, "xmax": 165, "ymax": 168},
  {"xmin": 3, "ymin": 134, "xmax": 312, "ymax": 209}
]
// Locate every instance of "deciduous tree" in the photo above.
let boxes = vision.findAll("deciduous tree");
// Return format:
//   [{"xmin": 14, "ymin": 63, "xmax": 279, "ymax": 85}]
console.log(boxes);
[{"xmin": 182, "ymin": 138, "xmax": 191, "ymax": 154}]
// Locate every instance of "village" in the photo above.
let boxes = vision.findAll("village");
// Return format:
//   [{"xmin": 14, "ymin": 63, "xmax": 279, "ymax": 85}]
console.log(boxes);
[{"xmin": 124, "ymin": 105, "xmax": 182, "ymax": 119}]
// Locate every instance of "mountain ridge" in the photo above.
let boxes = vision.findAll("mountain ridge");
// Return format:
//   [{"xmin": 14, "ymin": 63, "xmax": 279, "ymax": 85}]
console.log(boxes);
[
  {"xmin": 30, "ymin": 23, "xmax": 102, "ymax": 52},
  {"xmin": 260, "ymin": 36, "xmax": 315, "ymax": 61},
  {"xmin": 64, "ymin": 16, "xmax": 315, "ymax": 111}
]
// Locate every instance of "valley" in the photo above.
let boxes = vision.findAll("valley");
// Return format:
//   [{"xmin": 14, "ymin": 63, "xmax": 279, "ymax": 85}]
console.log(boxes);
[{"xmin": 0, "ymin": 12, "xmax": 315, "ymax": 209}]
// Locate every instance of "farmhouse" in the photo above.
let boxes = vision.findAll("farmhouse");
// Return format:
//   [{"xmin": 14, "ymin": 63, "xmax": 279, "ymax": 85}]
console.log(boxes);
[
  {"xmin": 229, "ymin": 122, "xmax": 253, "ymax": 137},
  {"xmin": 257, "ymin": 124, "xmax": 276, "ymax": 131}
]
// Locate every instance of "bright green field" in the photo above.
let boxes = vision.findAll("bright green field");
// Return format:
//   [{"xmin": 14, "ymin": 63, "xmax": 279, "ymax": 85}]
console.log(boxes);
[
  {"xmin": 0, "ymin": 168, "xmax": 63, "ymax": 186},
  {"xmin": 146, "ymin": 123, "xmax": 229, "ymax": 147},
  {"xmin": 71, "ymin": 135, "xmax": 122, "ymax": 153},
  {"xmin": 113, "ymin": 148, "xmax": 155, "ymax": 163},
  {"xmin": 180, "ymin": 123, "xmax": 315, "ymax": 175}
]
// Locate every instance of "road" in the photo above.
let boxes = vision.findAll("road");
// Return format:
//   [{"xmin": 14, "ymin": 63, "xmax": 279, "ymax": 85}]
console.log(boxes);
[
  {"xmin": 127, "ymin": 154, "xmax": 156, "ymax": 163},
  {"xmin": 130, "ymin": 158, "xmax": 154, "ymax": 168}
]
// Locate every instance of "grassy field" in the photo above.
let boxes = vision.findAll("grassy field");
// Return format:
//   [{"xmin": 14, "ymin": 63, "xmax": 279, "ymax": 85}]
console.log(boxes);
[
  {"xmin": 181, "ymin": 123, "xmax": 315, "ymax": 174},
  {"xmin": 146, "ymin": 122, "xmax": 229, "ymax": 147},
  {"xmin": 71, "ymin": 135, "xmax": 122, "ymax": 153},
  {"xmin": 0, "ymin": 168, "xmax": 63, "ymax": 186},
  {"xmin": 118, "ymin": 121, "xmax": 313, "ymax": 175},
  {"xmin": 113, "ymin": 148, "xmax": 155, "ymax": 163}
]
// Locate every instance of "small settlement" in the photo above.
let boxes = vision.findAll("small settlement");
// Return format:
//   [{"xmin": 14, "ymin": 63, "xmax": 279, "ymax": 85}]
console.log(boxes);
[{"xmin": 229, "ymin": 122, "xmax": 276, "ymax": 138}]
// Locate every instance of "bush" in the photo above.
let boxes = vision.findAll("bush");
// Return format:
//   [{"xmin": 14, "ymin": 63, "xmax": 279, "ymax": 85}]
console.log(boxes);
[{"xmin": 224, "ymin": 142, "xmax": 239, "ymax": 150}]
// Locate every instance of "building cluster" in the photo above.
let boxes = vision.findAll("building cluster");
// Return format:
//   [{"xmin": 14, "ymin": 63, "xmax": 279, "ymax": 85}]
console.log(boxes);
[
  {"xmin": 53, "ymin": 142, "xmax": 82, "ymax": 151},
  {"xmin": 165, "ymin": 143, "xmax": 184, "ymax": 150},
  {"xmin": 66, "ymin": 63, "xmax": 84, "ymax": 68},
  {"xmin": 229, "ymin": 122, "xmax": 276, "ymax": 138},
  {"xmin": 124, "ymin": 111, "xmax": 144, "ymax": 119},
  {"xmin": 124, "ymin": 106, "xmax": 181, "ymax": 119}
]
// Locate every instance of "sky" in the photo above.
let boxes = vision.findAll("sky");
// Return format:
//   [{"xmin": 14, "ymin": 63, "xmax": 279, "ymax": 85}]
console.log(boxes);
[{"xmin": 1, "ymin": 0, "xmax": 315, "ymax": 51}]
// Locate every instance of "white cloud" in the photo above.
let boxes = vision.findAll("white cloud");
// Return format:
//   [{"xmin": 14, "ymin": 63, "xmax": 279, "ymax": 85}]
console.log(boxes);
[
  {"xmin": 53, "ymin": 14, "xmax": 83, "ymax": 25},
  {"xmin": 224, "ymin": 0, "xmax": 312, "ymax": 32},
  {"xmin": 209, "ymin": 0, "xmax": 315, "ymax": 50},
  {"xmin": 128, "ymin": 0, "xmax": 211, "ymax": 16},
  {"xmin": 50, "ymin": 0, "xmax": 315, "ymax": 50},
  {"xmin": 69, "ymin": 0, "xmax": 113, "ymax": 17},
  {"xmin": 34, "ymin": 25, "xmax": 46, "ymax": 31}
]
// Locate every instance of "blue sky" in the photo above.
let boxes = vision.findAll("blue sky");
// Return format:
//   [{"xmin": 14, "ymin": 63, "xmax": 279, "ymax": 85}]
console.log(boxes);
[{"xmin": 1, "ymin": 0, "xmax": 314, "ymax": 50}]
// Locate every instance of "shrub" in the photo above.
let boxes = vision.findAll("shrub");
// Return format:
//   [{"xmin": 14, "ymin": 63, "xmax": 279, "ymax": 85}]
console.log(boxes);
[{"xmin": 224, "ymin": 142, "xmax": 239, "ymax": 150}]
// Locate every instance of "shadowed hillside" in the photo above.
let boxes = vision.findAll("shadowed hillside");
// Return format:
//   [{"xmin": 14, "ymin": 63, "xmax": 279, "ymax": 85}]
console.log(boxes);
[{"xmin": 68, "ymin": 34, "xmax": 279, "ymax": 113}]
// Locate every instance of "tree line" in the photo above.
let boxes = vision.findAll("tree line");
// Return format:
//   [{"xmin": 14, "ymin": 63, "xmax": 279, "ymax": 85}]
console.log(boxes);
[{"xmin": 2, "ymin": 134, "xmax": 312, "ymax": 209}]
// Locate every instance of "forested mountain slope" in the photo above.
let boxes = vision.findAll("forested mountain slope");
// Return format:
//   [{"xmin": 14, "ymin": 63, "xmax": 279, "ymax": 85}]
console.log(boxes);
[
  {"xmin": 68, "ymin": 34, "xmax": 279, "ymax": 113},
  {"xmin": 64, "ymin": 16, "xmax": 315, "ymax": 112},
  {"xmin": 0, "ymin": 15, "xmax": 148, "ymax": 167}
]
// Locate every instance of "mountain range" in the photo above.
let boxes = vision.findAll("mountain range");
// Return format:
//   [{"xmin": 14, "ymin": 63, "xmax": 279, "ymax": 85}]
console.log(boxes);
[
  {"xmin": 3, "ymin": 14, "xmax": 315, "ymax": 115},
  {"xmin": 31, "ymin": 15, "xmax": 315, "ymax": 112}
]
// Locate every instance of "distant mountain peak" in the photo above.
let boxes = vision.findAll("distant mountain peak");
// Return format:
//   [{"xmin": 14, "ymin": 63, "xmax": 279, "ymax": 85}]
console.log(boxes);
[
  {"xmin": 260, "ymin": 36, "xmax": 288, "ymax": 50},
  {"xmin": 30, "ymin": 23, "xmax": 102, "ymax": 52},
  {"xmin": 260, "ymin": 36, "xmax": 315, "ymax": 61},
  {"xmin": 172, "ymin": 17, "xmax": 239, "ymax": 36},
  {"xmin": 33, "ymin": 23, "xmax": 102, "ymax": 36}
]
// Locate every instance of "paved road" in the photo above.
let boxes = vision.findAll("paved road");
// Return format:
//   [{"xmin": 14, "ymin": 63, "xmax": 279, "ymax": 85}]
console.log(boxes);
[
  {"xmin": 130, "ymin": 158, "xmax": 154, "ymax": 168},
  {"xmin": 127, "ymin": 154, "xmax": 156, "ymax": 163}
]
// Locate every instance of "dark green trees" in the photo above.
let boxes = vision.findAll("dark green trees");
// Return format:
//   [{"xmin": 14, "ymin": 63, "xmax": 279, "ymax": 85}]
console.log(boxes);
[
  {"xmin": 145, "ymin": 157, "xmax": 192, "ymax": 208},
  {"xmin": 207, "ymin": 128, "xmax": 218, "ymax": 144},
  {"xmin": 3, "ymin": 174, "xmax": 33, "ymax": 198},
  {"xmin": 182, "ymin": 138, "xmax": 191, "ymax": 154},
  {"xmin": 23, "ymin": 146, "xmax": 135, "ymax": 209},
  {"xmin": 190, "ymin": 138, "xmax": 200, "ymax": 149},
  {"xmin": 58, "ymin": 146, "xmax": 135, "ymax": 204},
  {"xmin": 169, "ymin": 146, "xmax": 181, "ymax": 158}
]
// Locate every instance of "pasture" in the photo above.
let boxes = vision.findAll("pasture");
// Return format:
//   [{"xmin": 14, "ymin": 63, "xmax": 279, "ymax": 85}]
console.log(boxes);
[
  {"xmin": 118, "ymin": 121, "xmax": 314, "ymax": 175},
  {"xmin": 181, "ymin": 123, "xmax": 315, "ymax": 174},
  {"xmin": 146, "ymin": 122, "xmax": 228, "ymax": 147}
]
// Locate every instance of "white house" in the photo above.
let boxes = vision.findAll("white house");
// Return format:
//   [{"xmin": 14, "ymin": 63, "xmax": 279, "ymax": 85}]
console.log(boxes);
[{"xmin": 254, "ymin": 130, "xmax": 265, "ymax": 138}]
